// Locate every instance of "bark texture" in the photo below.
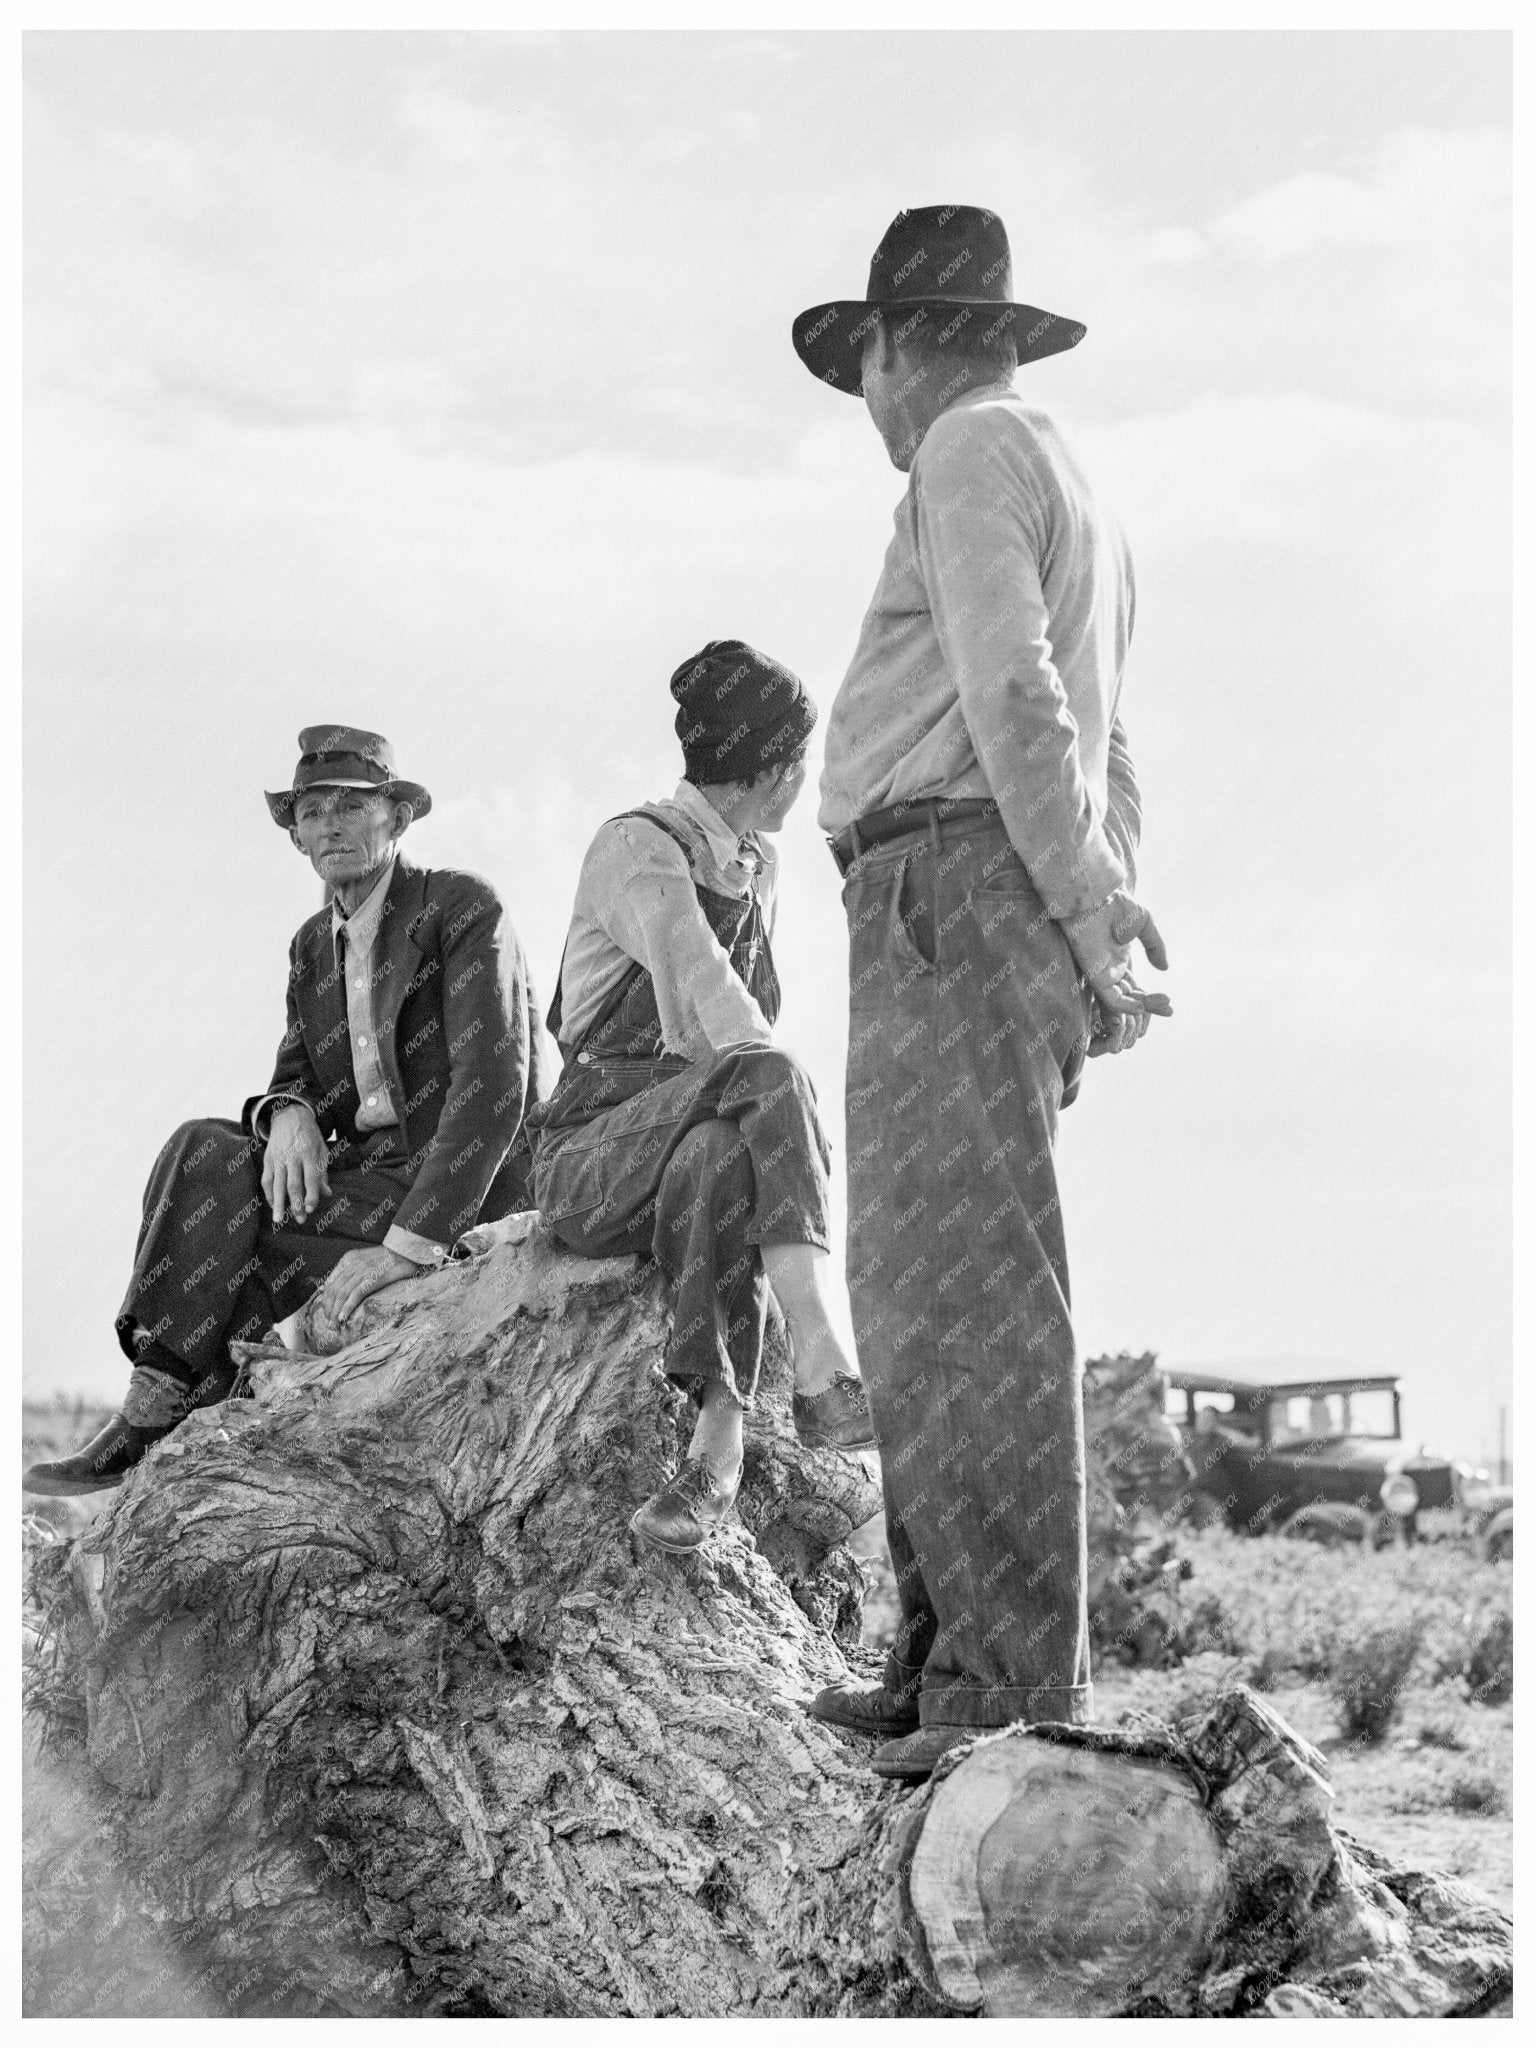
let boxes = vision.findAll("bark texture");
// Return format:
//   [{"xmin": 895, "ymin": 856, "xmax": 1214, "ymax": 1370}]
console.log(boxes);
[{"xmin": 25, "ymin": 1229, "xmax": 1511, "ymax": 2017}]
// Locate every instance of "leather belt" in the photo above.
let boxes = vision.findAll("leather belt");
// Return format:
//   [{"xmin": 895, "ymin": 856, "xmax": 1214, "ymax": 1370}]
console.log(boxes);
[{"xmin": 827, "ymin": 796, "xmax": 1001, "ymax": 877}]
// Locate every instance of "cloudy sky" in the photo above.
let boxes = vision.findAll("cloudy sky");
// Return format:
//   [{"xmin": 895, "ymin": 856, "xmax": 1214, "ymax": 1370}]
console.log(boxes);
[{"xmin": 24, "ymin": 31, "xmax": 1510, "ymax": 1465}]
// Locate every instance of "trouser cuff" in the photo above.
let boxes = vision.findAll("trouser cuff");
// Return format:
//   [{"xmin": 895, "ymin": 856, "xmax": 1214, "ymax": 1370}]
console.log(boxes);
[
  {"xmin": 665, "ymin": 1366, "xmax": 755, "ymax": 1414},
  {"xmin": 920, "ymin": 1680, "xmax": 1093, "ymax": 1729}
]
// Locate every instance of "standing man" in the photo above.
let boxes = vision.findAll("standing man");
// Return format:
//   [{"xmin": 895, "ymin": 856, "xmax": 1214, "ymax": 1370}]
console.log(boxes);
[
  {"xmin": 791, "ymin": 207, "xmax": 1171, "ymax": 1780},
  {"xmin": 27, "ymin": 725, "xmax": 543, "ymax": 1497}
]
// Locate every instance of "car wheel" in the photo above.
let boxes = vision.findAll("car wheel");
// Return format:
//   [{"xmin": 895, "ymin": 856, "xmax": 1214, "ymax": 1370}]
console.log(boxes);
[
  {"xmin": 1484, "ymin": 1509, "xmax": 1513, "ymax": 1563},
  {"xmin": 1279, "ymin": 1502, "xmax": 1370, "ymax": 1548}
]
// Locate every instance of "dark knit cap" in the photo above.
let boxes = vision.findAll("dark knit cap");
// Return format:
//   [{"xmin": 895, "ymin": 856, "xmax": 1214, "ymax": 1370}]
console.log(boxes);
[{"xmin": 670, "ymin": 639, "xmax": 817, "ymax": 786}]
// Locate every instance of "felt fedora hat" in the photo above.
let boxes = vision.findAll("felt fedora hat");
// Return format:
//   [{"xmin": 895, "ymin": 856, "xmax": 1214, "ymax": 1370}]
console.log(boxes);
[
  {"xmin": 792, "ymin": 204, "xmax": 1085, "ymax": 396},
  {"xmin": 265, "ymin": 724, "xmax": 432, "ymax": 827}
]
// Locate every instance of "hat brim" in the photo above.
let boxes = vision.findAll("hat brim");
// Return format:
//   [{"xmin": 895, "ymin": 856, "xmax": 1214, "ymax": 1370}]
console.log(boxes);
[
  {"xmin": 266, "ymin": 779, "xmax": 432, "ymax": 826},
  {"xmin": 791, "ymin": 297, "xmax": 1086, "ymax": 395}
]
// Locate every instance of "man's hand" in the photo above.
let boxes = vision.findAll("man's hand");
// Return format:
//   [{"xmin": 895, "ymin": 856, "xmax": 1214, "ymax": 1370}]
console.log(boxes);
[
  {"xmin": 317, "ymin": 1245, "xmax": 421, "ymax": 1328},
  {"xmin": 1063, "ymin": 888, "xmax": 1173, "ymax": 1021},
  {"xmin": 1087, "ymin": 1000, "xmax": 1152, "ymax": 1058},
  {"xmin": 262, "ymin": 1102, "xmax": 331, "ymax": 1224}
]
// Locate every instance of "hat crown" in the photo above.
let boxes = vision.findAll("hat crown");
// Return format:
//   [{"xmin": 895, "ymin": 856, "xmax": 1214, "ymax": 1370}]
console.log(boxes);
[
  {"xmin": 866, "ymin": 205, "xmax": 1013, "ymax": 307},
  {"xmin": 296, "ymin": 724, "xmax": 396, "ymax": 779}
]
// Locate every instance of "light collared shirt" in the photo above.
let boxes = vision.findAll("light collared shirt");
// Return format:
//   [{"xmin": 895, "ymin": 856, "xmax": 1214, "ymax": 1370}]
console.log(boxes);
[
  {"xmin": 555, "ymin": 781, "xmax": 776, "ymax": 1059},
  {"xmin": 332, "ymin": 860, "xmax": 400, "ymax": 1133},
  {"xmin": 256, "ymin": 858, "xmax": 444, "ymax": 1268},
  {"xmin": 818, "ymin": 384, "xmax": 1135, "ymax": 921}
]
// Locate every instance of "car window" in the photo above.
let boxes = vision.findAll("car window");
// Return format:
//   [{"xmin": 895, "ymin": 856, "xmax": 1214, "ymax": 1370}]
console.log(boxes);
[
  {"xmin": 1345, "ymin": 1388, "xmax": 1397, "ymax": 1437},
  {"xmin": 1269, "ymin": 1393, "xmax": 1346, "ymax": 1443},
  {"xmin": 1265, "ymin": 1389, "xmax": 1398, "ymax": 1442}
]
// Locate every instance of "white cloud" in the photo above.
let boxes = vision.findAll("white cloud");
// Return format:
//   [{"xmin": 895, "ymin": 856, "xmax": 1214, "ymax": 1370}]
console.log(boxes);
[
  {"xmin": 393, "ymin": 77, "xmax": 507, "ymax": 164},
  {"xmin": 1146, "ymin": 126, "xmax": 1508, "ymax": 267},
  {"xmin": 1138, "ymin": 226, "xmax": 1208, "ymax": 268},
  {"xmin": 1074, "ymin": 389, "xmax": 1504, "ymax": 566}
]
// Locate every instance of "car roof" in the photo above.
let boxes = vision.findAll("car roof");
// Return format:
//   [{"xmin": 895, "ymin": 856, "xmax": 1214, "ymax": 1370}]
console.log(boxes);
[{"xmin": 1163, "ymin": 1360, "xmax": 1400, "ymax": 1397}]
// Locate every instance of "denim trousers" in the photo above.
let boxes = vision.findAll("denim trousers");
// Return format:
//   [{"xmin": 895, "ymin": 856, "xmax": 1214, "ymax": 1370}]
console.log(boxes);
[
  {"xmin": 534, "ymin": 1045, "xmax": 832, "ymax": 1408},
  {"xmin": 116, "ymin": 1118, "xmax": 413, "ymax": 1391},
  {"xmin": 841, "ymin": 813, "xmax": 1095, "ymax": 1727}
]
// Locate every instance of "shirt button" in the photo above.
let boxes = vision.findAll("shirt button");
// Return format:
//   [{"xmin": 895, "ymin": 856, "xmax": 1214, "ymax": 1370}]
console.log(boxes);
[
  {"xmin": 367, "ymin": 1095, "xmax": 377, "ymax": 1106},
  {"xmin": 357, "ymin": 1035, "xmax": 368, "ymax": 1047},
  {"xmin": 355, "ymin": 978, "xmax": 365, "ymax": 989}
]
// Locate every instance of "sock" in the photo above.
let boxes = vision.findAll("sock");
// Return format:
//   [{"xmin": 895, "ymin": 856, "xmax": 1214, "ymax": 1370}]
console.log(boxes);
[
  {"xmin": 121, "ymin": 1364, "xmax": 191, "ymax": 1429},
  {"xmin": 687, "ymin": 1407, "xmax": 744, "ymax": 1487}
]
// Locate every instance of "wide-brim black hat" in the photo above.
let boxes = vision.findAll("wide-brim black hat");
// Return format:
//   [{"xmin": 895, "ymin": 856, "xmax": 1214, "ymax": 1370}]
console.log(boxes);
[
  {"xmin": 265, "ymin": 724, "xmax": 432, "ymax": 827},
  {"xmin": 792, "ymin": 204, "xmax": 1085, "ymax": 396}
]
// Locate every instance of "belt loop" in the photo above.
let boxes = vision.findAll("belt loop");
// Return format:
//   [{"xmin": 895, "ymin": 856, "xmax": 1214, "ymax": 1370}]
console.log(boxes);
[{"xmin": 928, "ymin": 800, "xmax": 941, "ymax": 865}]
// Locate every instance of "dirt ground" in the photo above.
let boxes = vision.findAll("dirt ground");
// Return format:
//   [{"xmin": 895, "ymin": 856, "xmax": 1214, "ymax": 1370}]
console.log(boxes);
[{"xmin": 1094, "ymin": 1655, "xmax": 1514, "ymax": 1913}]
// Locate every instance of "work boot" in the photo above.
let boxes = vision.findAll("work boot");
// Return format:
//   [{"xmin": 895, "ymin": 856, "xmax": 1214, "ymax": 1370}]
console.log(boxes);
[
  {"xmin": 630, "ymin": 1457, "xmax": 742, "ymax": 1555},
  {"xmin": 792, "ymin": 1373, "xmax": 877, "ymax": 1451},
  {"xmin": 871, "ymin": 1724, "xmax": 979, "ymax": 1784},
  {"xmin": 23, "ymin": 1412, "xmax": 177, "ymax": 1497},
  {"xmin": 807, "ymin": 1676, "xmax": 921, "ymax": 1739}
]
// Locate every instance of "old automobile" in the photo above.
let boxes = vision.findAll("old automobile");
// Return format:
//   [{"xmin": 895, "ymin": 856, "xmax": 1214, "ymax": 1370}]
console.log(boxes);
[{"xmin": 1162, "ymin": 1361, "xmax": 1509, "ymax": 1550}]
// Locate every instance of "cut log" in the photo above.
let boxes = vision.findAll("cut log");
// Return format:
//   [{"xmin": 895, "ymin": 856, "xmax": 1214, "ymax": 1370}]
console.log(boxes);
[
  {"xmin": 23, "ymin": 1229, "xmax": 1512, "ymax": 2017},
  {"xmin": 904, "ymin": 1731, "xmax": 1225, "ymax": 2015}
]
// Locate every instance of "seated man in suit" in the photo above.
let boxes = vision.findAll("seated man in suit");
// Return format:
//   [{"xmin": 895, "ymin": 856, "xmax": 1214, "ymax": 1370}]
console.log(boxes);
[
  {"xmin": 27, "ymin": 724, "xmax": 543, "ymax": 1497},
  {"xmin": 528, "ymin": 641, "xmax": 874, "ymax": 1558}
]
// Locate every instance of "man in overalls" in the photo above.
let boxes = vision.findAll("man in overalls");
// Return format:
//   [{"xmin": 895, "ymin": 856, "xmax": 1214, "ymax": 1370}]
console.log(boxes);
[{"xmin": 530, "ymin": 640, "xmax": 874, "ymax": 1553}]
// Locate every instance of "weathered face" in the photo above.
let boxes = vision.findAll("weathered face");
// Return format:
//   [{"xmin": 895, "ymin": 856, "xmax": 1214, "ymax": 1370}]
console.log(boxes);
[
  {"xmin": 289, "ymin": 788, "xmax": 409, "ymax": 888},
  {"xmin": 860, "ymin": 318, "xmax": 925, "ymax": 472}
]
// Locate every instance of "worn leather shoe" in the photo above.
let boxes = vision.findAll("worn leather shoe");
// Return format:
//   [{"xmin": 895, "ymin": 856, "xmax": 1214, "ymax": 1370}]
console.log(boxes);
[
  {"xmin": 807, "ymin": 1678, "xmax": 920, "ymax": 1739},
  {"xmin": 629, "ymin": 1457, "xmax": 742, "ymax": 1555},
  {"xmin": 871, "ymin": 1724, "xmax": 978, "ymax": 1783},
  {"xmin": 23, "ymin": 1412, "xmax": 177, "ymax": 1497},
  {"xmin": 792, "ymin": 1373, "xmax": 877, "ymax": 1450}
]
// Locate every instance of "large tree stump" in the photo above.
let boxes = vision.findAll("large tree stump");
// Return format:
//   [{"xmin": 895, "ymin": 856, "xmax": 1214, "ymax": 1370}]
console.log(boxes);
[{"xmin": 24, "ymin": 1229, "xmax": 1512, "ymax": 2017}]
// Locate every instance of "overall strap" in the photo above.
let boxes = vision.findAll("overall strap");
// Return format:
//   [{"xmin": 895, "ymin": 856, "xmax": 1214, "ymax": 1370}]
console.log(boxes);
[
  {"xmin": 549, "ymin": 809, "xmax": 702, "ymax": 1059},
  {"xmin": 611, "ymin": 806, "xmax": 696, "ymax": 860}
]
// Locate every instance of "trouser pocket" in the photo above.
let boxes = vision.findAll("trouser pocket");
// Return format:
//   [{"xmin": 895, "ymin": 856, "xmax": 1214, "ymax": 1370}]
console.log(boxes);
[
  {"xmin": 532, "ymin": 1126, "xmax": 608, "ymax": 1230},
  {"xmin": 893, "ymin": 851, "xmax": 937, "ymax": 974}
]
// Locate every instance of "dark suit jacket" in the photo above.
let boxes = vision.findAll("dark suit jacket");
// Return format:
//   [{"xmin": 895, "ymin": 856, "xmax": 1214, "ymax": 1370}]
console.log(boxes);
[{"xmin": 243, "ymin": 857, "xmax": 545, "ymax": 1247}]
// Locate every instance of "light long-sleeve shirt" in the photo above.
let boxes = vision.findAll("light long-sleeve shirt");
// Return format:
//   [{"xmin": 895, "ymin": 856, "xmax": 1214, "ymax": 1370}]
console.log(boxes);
[
  {"xmin": 818, "ymin": 383, "xmax": 1141, "ymax": 919},
  {"xmin": 555, "ymin": 781, "xmax": 776, "ymax": 1059}
]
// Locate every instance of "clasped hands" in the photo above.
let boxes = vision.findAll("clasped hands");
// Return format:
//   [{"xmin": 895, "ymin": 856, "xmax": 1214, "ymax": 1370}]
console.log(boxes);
[
  {"xmin": 261, "ymin": 1103, "xmax": 419, "ymax": 1326},
  {"xmin": 1063, "ymin": 888, "xmax": 1172, "ymax": 1059}
]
